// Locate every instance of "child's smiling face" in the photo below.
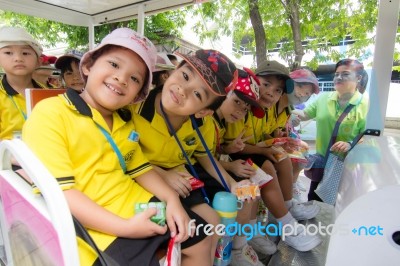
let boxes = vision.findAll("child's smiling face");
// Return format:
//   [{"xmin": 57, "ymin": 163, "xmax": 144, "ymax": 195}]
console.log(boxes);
[
  {"xmin": 81, "ymin": 47, "xmax": 148, "ymax": 115},
  {"xmin": 219, "ymin": 91, "xmax": 250, "ymax": 123},
  {"xmin": 257, "ymin": 75, "xmax": 285, "ymax": 109},
  {"xmin": 161, "ymin": 63, "xmax": 218, "ymax": 116}
]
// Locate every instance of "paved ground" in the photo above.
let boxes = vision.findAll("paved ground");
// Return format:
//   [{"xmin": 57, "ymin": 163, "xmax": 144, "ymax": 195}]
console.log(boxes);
[{"xmin": 259, "ymin": 123, "xmax": 400, "ymax": 265}]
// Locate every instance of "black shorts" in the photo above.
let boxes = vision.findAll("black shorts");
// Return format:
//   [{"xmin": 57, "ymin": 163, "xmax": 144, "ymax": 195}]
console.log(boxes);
[
  {"xmin": 100, "ymin": 196, "xmax": 208, "ymax": 265},
  {"xmin": 230, "ymin": 153, "xmax": 271, "ymax": 170},
  {"xmin": 185, "ymin": 163, "xmax": 229, "ymax": 203}
]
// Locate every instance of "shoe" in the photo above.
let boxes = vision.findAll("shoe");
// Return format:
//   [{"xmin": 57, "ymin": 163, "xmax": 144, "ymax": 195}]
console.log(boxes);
[
  {"xmin": 248, "ymin": 235, "xmax": 277, "ymax": 255},
  {"xmin": 231, "ymin": 244, "xmax": 264, "ymax": 266},
  {"xmin": 295, "ymin": 180, "xmax": 307, "ymax": 192},
  {"xmin": 292, "ymin": 185, "xmax": 305, "ymax": 203},
  {"xmin": 289, "ymin": 201, "xmax": 320, "ymax": 221},
  {"xmin": 282, "ymin": 219, "xmax": 322, "ymax": 252}
]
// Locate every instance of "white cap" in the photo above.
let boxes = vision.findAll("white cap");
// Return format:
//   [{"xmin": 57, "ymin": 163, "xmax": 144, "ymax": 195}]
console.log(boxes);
[{"xmin": 0, "ymin": 26, "xmax": 42, "ymax": 57}]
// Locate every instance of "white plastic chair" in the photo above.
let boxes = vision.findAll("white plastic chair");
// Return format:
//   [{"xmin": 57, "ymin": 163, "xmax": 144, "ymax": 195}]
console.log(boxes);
[{"xmin": 0, "ymin": 139, "xmax": 79, "ymax": 266}]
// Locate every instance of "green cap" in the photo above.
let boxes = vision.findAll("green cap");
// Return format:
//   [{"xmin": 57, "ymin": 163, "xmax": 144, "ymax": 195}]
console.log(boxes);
[{"xmin": 255, "ymin": 60, "xmax": 290, "ymax": 79}]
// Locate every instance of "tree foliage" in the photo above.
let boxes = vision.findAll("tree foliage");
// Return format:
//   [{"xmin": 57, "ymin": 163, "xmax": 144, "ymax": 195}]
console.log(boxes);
[
  {"xmin": 0, "ymin": 9, "xmax": 187, "ymax": 52},
  {"xmin": 190, "ymin": 0, "xmax": 379, "ymax": 69}
]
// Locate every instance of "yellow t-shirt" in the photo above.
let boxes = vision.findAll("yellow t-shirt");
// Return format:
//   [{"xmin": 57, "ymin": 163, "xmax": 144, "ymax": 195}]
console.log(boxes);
[
  {"xmin": 133, "ymin": 89, "xmax": 215, "ymax": 169},
  {"xmin": 225, "ymin": 112, "xmax": 266, "ymax": 145},
  {"xmin": 22, "ymin": 89, "xmax": 153, "ymax": 264},
  {"xmin": 265, "ymin": 102, "xmax": 291, "ymax": 135},
  {"xmin": 0, "ymin": 75, "xmax": 45, "ymax": 140}
]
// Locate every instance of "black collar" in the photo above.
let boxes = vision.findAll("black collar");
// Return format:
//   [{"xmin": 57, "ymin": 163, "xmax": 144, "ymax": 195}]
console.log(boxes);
[
  {"xmin": 66, "ymin": 88, "xmax": 131, "ymax": 122},
  {"xmin": 212, "ymin": 112, "xmax": 225, "ymax": 129},
  {"xmin": 1, "ymin": 75, "xmax": 42, "ymax": 96}
]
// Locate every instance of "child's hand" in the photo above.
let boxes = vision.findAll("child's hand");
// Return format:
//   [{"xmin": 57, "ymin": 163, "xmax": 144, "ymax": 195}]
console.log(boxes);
[
  {"xmin": 163, "ymin": 170, "xmax": 192, "ymax": 198},
  {"xmin": 283, "ymin": 138, "xmax": 301, "ymax": 153},
  {"xmin": 230, "ymin": 179, "xmax": 251, "ymax": 194},
  {"xmin": 290, "ymin": 114, "xmax": 301, "ymax": 127},
  {"xmin": 127, "ymin": 208, "xmax": 168, "ymax": 238},
  {"xmin": 224, "ymin": 129, "xmax": 253, "ymax": 154},
  {"xmin": 261, "ymin": 147, "xmax": 279, "ymax": 163},
  {"xmin": 165, "ymin": 198, "xmax": 192, "ymax": 243},
  {"xmin": 228, "ymin": 159, "xmax": 256, "ymax": 178}
]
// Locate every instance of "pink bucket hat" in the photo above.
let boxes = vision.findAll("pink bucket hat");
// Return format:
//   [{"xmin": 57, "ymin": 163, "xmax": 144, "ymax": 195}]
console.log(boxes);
[
  {"xmin": 289, "ymin": 69, "xmax": 320, "ymax": 94},
  {"xmin": 234, "ymin": 67, "xmax": 265, "ymax": 118},
  {"xmin": 80, "ymin": 28, "xmax": 157, "ymax": 103}
]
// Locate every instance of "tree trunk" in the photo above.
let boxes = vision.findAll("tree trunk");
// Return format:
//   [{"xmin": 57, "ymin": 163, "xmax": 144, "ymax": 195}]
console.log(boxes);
[
  {"xmin": 248, "ymin": 0, "xmax": 267, "ymax": 66},
  {"xmin": 284, "ymin": 0, "xmax": 304, "ymax": 70}
]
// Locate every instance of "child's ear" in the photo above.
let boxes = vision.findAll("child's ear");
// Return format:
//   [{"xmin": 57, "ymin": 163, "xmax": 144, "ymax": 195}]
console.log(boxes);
[
  {"xmin": 194, "ymin": 109, "xmax": 214, "ymax": 118},
  {"xmin": 161, "ymin": 72, "xmax": 169, "ymax": 82},
  {"xmin": 81, "ymin": 63, "xmax": 90, "ymax": 76}
]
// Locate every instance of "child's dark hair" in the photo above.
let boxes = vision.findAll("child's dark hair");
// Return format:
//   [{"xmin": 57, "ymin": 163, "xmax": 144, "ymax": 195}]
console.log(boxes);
[
  {"xmin": 59, "ymin": 58, "xmax": 80, "ymax": 77},
  {"xmin": 152, "ymin": 70, "xmax": 169, "ymax": 88},
  {"xmin": 207, "ymin": 95, "xmax": 226, "ymax": 111}
]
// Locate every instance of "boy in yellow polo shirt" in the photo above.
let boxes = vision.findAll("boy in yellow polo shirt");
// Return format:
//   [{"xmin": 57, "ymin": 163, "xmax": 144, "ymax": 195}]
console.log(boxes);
[
  {"xmin": 0, "ymin": 26, "xmax": 45, "ymax": 141},
  {"xmin": 23, "ymin": 28, "xmax": 207, "ymax": 266},
  {"xmin": 133, "ymin": 49, "xmax": 243, "ymax": 264},
  {"xmin": 224, "ymin": 61, "xmax": 321, "ymax": 253}
]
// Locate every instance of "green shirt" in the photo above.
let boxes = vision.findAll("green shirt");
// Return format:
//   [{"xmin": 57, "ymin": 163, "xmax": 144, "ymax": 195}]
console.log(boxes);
[{"xmin": 304, "ymin": 91, "xmax": 369, "ymax": 155}]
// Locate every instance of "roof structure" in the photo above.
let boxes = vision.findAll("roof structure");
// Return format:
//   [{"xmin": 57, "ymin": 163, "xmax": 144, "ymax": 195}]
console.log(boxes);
[
  {"xmin": 0, "ymin": 0, "xmax": 210, "ymax": 48},
  {"xmin": 0, "ymin": 0, "xmax": 207, "ymax": 27}
]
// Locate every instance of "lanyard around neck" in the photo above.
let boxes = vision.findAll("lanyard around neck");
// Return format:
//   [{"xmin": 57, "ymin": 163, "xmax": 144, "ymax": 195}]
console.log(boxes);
[
  {"xmin": 159, "ymin": 100, "xmax": 210, "ymax": 203},
  {"xmin": 8, "ymin": 95, "xmax": 27, "ymax": 121},
  {"xmin": 95, "ymin": 122, "xmax": 127, "ymax": 174}
]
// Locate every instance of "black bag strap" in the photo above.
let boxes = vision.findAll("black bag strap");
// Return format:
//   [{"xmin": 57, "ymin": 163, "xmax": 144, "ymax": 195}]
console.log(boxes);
[
  {"xmin": 349, "ymin": 129, "xmax": 381, "ymax": 150},
  {"xmin": 73, "ymin": 216, "xmax": 120, "ymax": 266}
]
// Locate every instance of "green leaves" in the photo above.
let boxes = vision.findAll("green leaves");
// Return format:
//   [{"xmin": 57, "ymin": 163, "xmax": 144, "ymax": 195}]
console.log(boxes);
[
  {"xmin": 0, "ymin": 9, "xmax": 187, "ymax": 52},
  {"xmin": 188, "ymin": 0, "xmax": 380, "ymax": 69}
]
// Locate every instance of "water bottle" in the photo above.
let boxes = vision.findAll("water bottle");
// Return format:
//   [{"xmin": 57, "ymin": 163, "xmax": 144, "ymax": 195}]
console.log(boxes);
[{"xmin": 212, "ymin": 191, "xmax": 242, "ymax": 266}]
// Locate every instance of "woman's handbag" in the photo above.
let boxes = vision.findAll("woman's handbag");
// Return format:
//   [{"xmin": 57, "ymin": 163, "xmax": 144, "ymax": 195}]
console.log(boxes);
[
  {"xmin": 314, "ymin": 152, "xmax": 346, "ymax": 205},
  {"xmin": 315, "ymin": 129, "xmax": 380, "ymax": 205}
]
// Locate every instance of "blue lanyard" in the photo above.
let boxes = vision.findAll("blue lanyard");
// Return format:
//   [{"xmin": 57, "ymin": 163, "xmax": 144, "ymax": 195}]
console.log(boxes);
[
  {"xmin": 190, "ymin": 115, "xmax": 231, "ymax": 192},
  {"xmin": 159, "ymin": 100, "xmax": 210, "ymax": 204},
  {"xmin": 8, "ymin": 95, "xmax": 27, "ymax": 121},
  {"xmin": 95, "ymin": 123, "xmax": 127, "ymax": 173}
]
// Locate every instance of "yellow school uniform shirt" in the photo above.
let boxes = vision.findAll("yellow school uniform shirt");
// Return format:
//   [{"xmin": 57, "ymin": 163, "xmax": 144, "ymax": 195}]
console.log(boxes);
[
  {"xmin": 265, "ymin": 102, "xmax": 291, "ymax": 135},
  {"xmin": 0, "ymin": 75, "xmax": 45, "ymax": 140},
  {"xmin": 225, "ymin": 111, "xmax": 267, "ymax": 145},
  {"xmin": 22, "ymin": 89, "xmax": 153, "ymax": 264},
  {"xmin": 211, "ymin": 113, "xmax": 227, "ymax": 156},
  {"xmin": 133, "ymin": 88, "xmax": 214, "ymax": 169}
]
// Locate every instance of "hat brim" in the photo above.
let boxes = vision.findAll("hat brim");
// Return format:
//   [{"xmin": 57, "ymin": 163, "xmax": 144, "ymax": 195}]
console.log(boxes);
[
  {"xmin": 234, "ymin": 90, "xmax": 265, "ymax": 118},
  {"xmin": 256, "ymin": 71, "xmax": 290, "ymax": 80},
  {"xmin": 154, "ymin": 63, "xmax": 175, "ymax": 72},
  {"xmin": 36, "ymin": 65, "xmax": 57, "ymax": 71},
  {"xmin": 291, "ymin": 77, "xmax": 320, "ymax": 94},
  {"xmin": 176, "ymin": 52, "xmax": 224, "ymax": 96}
]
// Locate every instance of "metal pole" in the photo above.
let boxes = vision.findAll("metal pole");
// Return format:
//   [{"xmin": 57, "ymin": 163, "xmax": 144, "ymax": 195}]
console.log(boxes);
[
  {"xmin": 137, "ymin": 4, "xmax": 145, "ymax": 36},
  {"xmin": 367, "ymin": 0, "xmax": 400, "ymax": 131}
]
